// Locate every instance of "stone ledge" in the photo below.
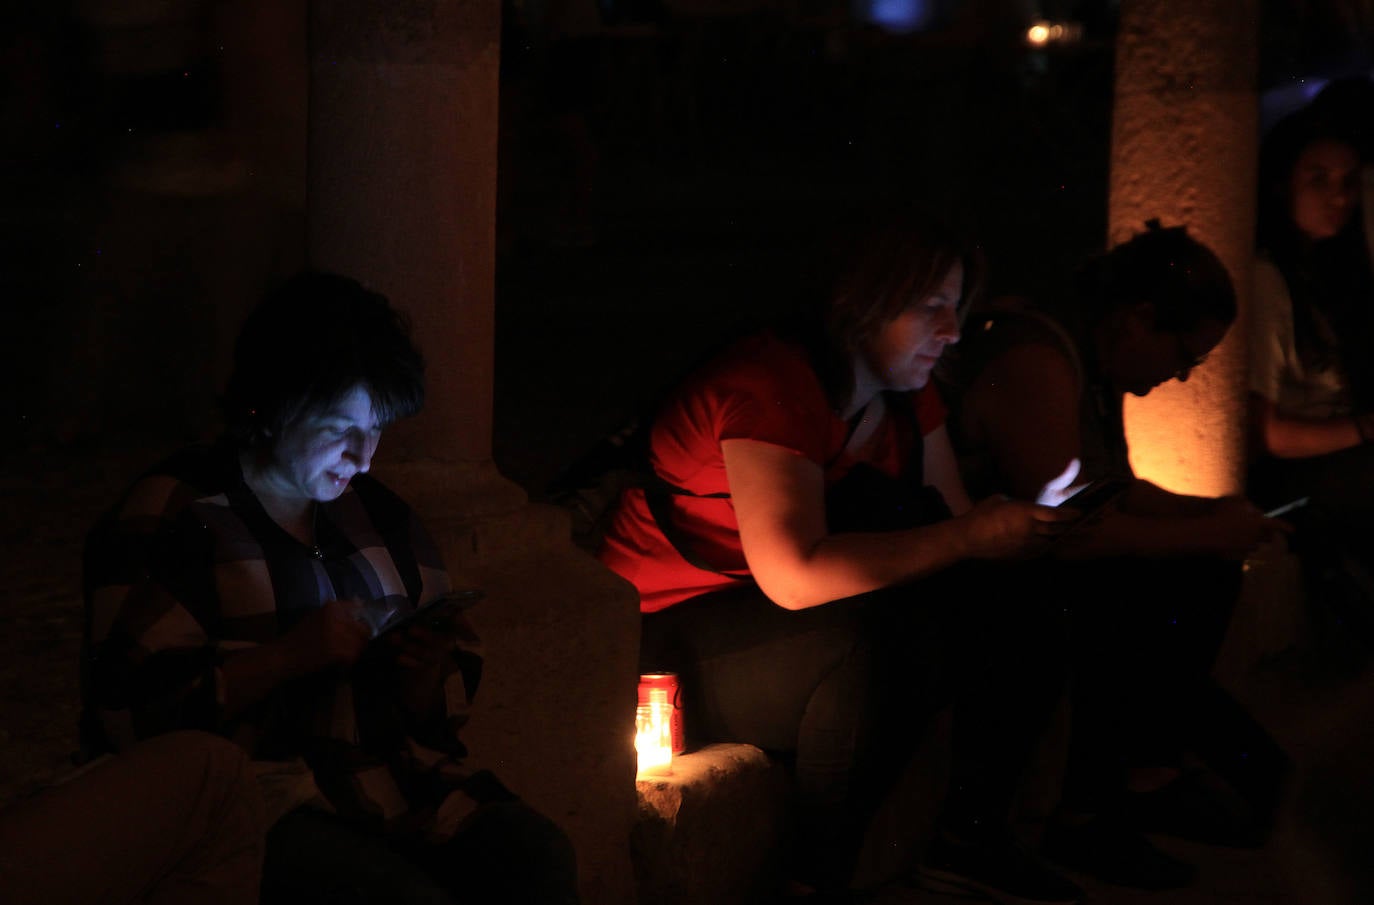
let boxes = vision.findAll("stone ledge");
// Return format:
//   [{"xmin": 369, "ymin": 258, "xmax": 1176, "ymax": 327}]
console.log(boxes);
[{"xmin": 633, "ymin": 743, "xmax": 789, "ymax": 905}]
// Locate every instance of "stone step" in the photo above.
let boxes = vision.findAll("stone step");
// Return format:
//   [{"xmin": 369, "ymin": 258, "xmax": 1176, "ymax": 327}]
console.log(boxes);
[
  {"xmin": 627, "ymin": 722, "xmax": 968, "ymax": 904},
  {"xmin": 627, "ymin": 550, "xmax": 1308, "ymax": 905},
  {"xmin": 633, "ymin": 743, "xmax": 789, "ymax": 905}
]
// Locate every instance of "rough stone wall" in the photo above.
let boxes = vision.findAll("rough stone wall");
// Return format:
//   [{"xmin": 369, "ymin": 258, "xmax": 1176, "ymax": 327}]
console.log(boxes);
[
  {"xmin": 1109, "ymin": 0, "xmax": 1259, "ymax": 496},
  {"xmin": 308, "ymin": 0, "xmax": 501, "ymax": 465}
]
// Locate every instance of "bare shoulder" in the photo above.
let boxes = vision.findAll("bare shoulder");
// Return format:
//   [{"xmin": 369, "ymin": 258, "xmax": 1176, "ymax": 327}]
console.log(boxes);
[{"xmin": 975, "ymin": 341, "xmax": 1078, "ymax": 398}]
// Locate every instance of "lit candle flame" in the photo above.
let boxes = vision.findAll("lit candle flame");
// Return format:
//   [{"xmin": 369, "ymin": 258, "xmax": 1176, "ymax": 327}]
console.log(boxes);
[{"xmin": 636, "ymin": 700, "xmax": 673, "ymax": 776}]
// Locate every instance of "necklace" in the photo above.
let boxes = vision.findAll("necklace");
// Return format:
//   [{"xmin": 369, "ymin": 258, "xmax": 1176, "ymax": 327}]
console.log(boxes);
[
  {"xmin": 309, "ymin": 503, "xmax": 324, "ymax": 561},
  {"xmin": 238, "ymin": 449, "xmax": 326, "ymax": 559}
]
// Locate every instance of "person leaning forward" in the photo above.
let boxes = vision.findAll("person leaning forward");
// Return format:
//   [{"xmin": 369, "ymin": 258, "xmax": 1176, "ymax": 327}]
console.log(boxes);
[
  {"xmin": 943, "ymin": 223, "xmax": 1290, "ymax": 892},
  {"xmin": 599, "ymin": 214, "xmax": 1084, "ymax": 904}
]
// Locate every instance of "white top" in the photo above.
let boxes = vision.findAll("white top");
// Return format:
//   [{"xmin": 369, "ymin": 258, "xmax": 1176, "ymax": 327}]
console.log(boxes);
[{"xmin": 1249, "ymin": 256, "xmax": 1353, "ymax": 418}]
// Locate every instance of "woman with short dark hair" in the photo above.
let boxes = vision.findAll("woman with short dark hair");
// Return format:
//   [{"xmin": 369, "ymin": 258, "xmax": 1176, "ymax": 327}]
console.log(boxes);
[
  {"xmin": 222, "ymin": 272, "xmax": 426, "ymax": 449},
  {"xmin": 83, "ymin": 272, "xmax": 579, "ymax": 905}
]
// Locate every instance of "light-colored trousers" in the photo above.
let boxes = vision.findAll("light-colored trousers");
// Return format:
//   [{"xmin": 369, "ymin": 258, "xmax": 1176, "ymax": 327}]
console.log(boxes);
[{"xmin": 0, "ymin": 731, "xmax": 265, "ymax": 905}]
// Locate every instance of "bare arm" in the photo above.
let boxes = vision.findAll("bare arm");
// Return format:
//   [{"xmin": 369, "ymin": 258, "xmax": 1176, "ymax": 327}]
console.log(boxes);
[
  {"xmin": 1054, "ymin": 497, "xmax": 1276, "ymax": 561},
  {"xmin": 965, "ymin": 341, "xmax": 1275, "ymax": 559},
  {"xmin": 1250, "ymin": 393, "xmax": 1366, "ymax": 459},
  {"xmin": 721, "ymin": 438, "xmax": 1067, "ymax": 610}
]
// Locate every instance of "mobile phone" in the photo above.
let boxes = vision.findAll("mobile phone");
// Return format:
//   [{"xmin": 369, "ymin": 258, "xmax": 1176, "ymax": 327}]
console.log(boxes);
[
  {"xmin": 1264, "ymin": 496, "xmax": 1309, "ymax": 519},
  {"xmin": 371, "ymin": 589, "xmax": 484, "ymax": 640},
  {"xmin": 1056, "ymin": 478, "xmax": 1131, "ymax": 516},
  {"xmin": 1047, "ymin": 477, "xmax": 1131, "ymax": 548}
]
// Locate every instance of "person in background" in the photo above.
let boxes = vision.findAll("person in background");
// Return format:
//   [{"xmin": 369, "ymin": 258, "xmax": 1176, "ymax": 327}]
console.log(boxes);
[
  {"xmin": 1309, "ymin": 75, "xmax": 1374, "ymax": 267},
  {"xmin": 599, "ymin": 214, "xmax": 1084, "ymax": 904},
  {"xmin": 1248, "ymin": 103, "xmax": 1374, "ymax": 648},
  {"xmin": 82, "ymin": 273, "xmax": 579, "ymax": 905},
  {"xmin": 945, "ymin": 223, "xmax": 1287, "ymax": 891}
]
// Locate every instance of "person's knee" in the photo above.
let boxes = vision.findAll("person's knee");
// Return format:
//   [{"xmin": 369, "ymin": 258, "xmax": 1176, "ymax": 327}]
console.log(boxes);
[
  {"xmin": 448, "ymin": 802, "xmax": 579, "ymax": 904},
  {"xmin": 472, "ymin": 801, "xmax": 577, "ymax": 867},
  {"xmin": 156, "ymin": 731, "xmax": 263, "ymax": 823},
  {"xmin": 142, "ymin": 730, "xmax": 249, "ymax": 777}
]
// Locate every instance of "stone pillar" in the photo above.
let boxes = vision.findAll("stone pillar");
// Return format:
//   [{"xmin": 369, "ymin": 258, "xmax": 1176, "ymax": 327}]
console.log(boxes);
[
  {"xmin": 1109, "ymin": 0, "xmax": 1259, "ymax": 496},
  {"xmin": 307, "ymin": 0, "xmax": 503, "ymax": 473},
  {"xmin": 308, "ymin": 5, "xmax": 639, "ymax": 903}
]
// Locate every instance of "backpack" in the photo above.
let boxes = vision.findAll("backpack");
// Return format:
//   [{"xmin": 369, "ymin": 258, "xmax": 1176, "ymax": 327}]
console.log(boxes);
[{"xmin": 545, "ymin": 417, "xmax": 652, "ymax": 555}]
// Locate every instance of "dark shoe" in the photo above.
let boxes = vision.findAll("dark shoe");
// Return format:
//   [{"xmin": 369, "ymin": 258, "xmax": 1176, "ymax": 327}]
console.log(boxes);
[
  {"xmin": 1121, "ymin": 768, "xmax": 1269, "ymax": 848},
  {"xmin": 1042, "ymin": 815, "xmax": 1196, "ymax": 890},
  {"xmin": 1183, "ymin": 680, "xmax": 1293, "ymax": 842},
  {"xmin": 774, "ymin": 879, "xmax": 876, "ymax": 905},
  {"xmin": 774, "ymin": 891, "xmax": 875, "ymax": 905},
  {"xmin": 915, "ymin": 829, "xmax": 1083, "ymax": 905}
]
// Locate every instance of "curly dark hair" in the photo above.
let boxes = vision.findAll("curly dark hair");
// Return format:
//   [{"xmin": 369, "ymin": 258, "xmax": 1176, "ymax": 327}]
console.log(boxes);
[
  {"xmin": 1076, "ymin": 220, "xmax": 1237, "ymax": 334},
  {"xmin": 222, "ymin": 272, "xmax": 425, "ymax": 448}
]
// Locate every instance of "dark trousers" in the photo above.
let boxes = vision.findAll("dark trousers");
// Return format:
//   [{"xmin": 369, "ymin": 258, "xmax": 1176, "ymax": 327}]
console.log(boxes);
[
  {"xmin": 641, "ymin": 564, "xmax": 1068, "ymax": 890},
  {"xmin": 1042, "ymin": 555, "xmax": 1284, "ymax": 814},
  {"xmin": 1251, "ymin": 444, "xmax": 1374, "ymax": 645},
  {"xmin": 260, "ymin": 800, "xmax": 580, "ymax": 905}
]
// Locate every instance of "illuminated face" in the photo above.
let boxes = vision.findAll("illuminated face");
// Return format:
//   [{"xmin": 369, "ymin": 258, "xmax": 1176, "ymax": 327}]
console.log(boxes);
[
  {"xmin": 1111, "ymin": 312, "xmax": 1230, "ymax": 397},
  {"xmin": 863, "ymin": 258, "xmax": 963, "ymax": 393},
  {"xmin": 1289, "ymin": 138, "xmax": 1360, "ymax": 241},
  {"xmin": 262, "ymin": 384, "xmax": 382, "ymax": 503}
]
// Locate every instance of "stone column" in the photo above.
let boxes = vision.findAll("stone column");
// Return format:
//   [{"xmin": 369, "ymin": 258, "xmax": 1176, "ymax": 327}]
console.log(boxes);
[
  {"xmin": 1108, "ymin": 0, "xmax": 1259, "ymax": 496},
  {"xmin": 308, "ymin": 5, "xmax": 639, "ymax": 902}
]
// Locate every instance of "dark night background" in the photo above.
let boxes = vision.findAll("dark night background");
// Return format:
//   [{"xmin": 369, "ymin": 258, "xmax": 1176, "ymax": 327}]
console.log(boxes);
[{"xmin": 1, "ymin": 1, "xmax": 1370, "ymax": 488}]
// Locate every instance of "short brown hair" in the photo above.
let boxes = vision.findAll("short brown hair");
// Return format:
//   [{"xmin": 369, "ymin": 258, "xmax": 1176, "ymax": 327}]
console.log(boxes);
[{"xmin": 810, "ymin": 214, "xmax": 984, "ymax": 405}]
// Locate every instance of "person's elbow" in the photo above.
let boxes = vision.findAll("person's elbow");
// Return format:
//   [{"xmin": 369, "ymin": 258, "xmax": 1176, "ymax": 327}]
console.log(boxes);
[
  {"xmin": 1249, "ymin": 395, "xmax": 1300, "ymax": 459},
  {"xmin": 748, "ymin": 546, "xmax": 838, "ymax": 611},
  {"xmin": 752, "ymin": 569, "xmax": 822, "ymax": 611},
  {"xmin": 738, "ymin": 514, "xmax": 859, "ymax": 610},
  {"xmin": 1255, "ymin": 419, "xmax": 1308, "ymax": 460},
  {"xmin": 750, "ymin": 546, "xmax": 881, "ymax": 611}
]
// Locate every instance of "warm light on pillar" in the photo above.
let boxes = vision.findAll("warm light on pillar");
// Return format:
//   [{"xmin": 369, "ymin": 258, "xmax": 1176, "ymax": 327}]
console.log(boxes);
[
  {"xmin": 1109, "ymin": 0, "xmax": 1258, "ymax": 497},
  {"xmin": 1124, "ymin": 371, "xmax": 1242, "ymax": 496}
]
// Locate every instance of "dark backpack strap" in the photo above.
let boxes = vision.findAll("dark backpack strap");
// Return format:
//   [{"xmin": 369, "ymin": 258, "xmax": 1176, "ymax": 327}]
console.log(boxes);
[
  {"xmin": 643, "ymin": 402, "xmax": 878, "ymax": 577},
  {"xmin": 824, "ymin": 391, "xmax": 953, "ymax": 533},
  {"xmin": 643, "ymin": 476, "xmax": 750, "ymax": 579}
]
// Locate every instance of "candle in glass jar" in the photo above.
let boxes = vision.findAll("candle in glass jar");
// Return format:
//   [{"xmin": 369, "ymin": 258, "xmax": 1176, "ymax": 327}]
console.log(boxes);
[{"xmin": 635, "ymin": 701, "xmax": 672, "ymax": 776}]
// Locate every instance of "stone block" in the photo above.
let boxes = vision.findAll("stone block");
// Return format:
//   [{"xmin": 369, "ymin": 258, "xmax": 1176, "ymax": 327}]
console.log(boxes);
[
  {"xmin": 396, "ymin": 485, "xmax": 644, "ymax": 905},
  {"xmin": 633, "ymin": 743, "xmax": 789, "ymax": 905}
]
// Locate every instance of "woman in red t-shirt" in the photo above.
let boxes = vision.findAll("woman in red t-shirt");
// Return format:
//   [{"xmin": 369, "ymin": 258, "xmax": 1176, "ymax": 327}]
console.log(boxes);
[{"xmin": 599, "ymin": 219, "xmax": 1082, "ymax": 903}]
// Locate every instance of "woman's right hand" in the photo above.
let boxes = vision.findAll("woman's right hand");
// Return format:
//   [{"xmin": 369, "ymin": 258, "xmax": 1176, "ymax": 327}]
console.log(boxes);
[
  {"xmin": 957, "ymin": 495, "xmax": 1075, "ymax": 560},
  {"xmin": 281, "ymin": 598, "xmax": 372, "ymax": 675},
  {"xmin": 220, "ymin": 598, "xmax": 372, "ymax": 717}
]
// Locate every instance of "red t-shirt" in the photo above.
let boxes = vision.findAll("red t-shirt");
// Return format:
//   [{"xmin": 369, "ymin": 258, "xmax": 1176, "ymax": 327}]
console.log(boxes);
[{"xmin": 598, "ymin": 332, "xmax": 946, "ymax": 612}]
